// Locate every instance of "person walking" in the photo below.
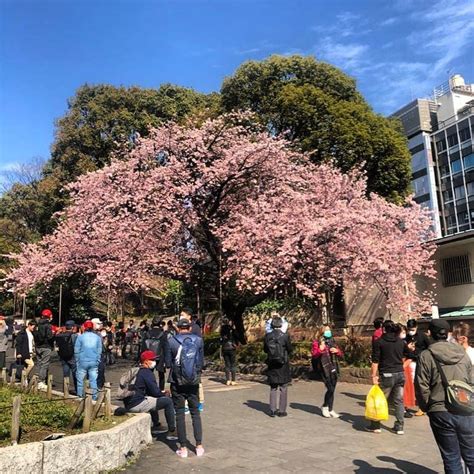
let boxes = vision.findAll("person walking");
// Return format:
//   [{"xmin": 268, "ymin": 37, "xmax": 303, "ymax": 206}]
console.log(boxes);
[
  {"xmin": 166, "ymin": 318, "xmax": 205, "ymax": 458},
  {"xmin": 15, "ymin": 320, "xmax": 36, "ymax": 377},
  {"xmin": 264, "ymin": 316, "xmax": 292, "ymax": 418},
  {"xmin": 34, "ymin": 308, "xmax": 54, "ymax": 390},
  {"xmin": 220, "ymin": 318, "xmax": 238, "ymax": 385},
  {"xmin": 75, "ymin": 320, "xmax": 102, "ymax": 400},
  {"xmin": 406, "ymin": 318, "xmax": 431, "ymax": 416},
  {"xmin": 368, "ymin": 320, "xmax": 411, "ymax": 435},
  {"xmin": 123, "ymin": 350, "xmax": 177, "ymax": 439},
  {"xmin": 311, "ymin": 325, "xmax": 343, "ymax": 418},
  {"xmin": 415, "ymin": 319, "xmax": 473, "ymax": 474},
  {"xmin": 0, "ymin": 319, "xmax": 8, "ymax": 370},
  {"xmin": 141, "ymin": 316, "xmax": 168, "ymax": 391},
  {"xmin": 55, "ymin": 320, "xmax": 78, "ymax": 393}
]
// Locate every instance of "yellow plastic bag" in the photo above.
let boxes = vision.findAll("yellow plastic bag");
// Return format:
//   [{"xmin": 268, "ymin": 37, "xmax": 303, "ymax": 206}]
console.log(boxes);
[{"xmin": 365, "ymin": 384, "xmax": 389, "ymax": 421}]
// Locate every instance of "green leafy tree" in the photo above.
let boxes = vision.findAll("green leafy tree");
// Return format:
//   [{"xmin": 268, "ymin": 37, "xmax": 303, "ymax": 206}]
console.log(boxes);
[{"xmin": 221, "ymin": 55, "xmax": 411, "ymax": 202}]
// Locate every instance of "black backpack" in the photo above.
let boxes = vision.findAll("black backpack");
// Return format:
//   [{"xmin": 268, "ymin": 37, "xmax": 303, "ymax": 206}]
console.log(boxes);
[
  {"xmin": 267, "ymin": 332, "xmax": 286, "ymax": 364},
  {"xmin": 56, "ymin": 333, "xmax": 75, "ymax": 360},
  {"xmin": 144, "ymin": 332, "xmax": 164, "ymax": 361}
]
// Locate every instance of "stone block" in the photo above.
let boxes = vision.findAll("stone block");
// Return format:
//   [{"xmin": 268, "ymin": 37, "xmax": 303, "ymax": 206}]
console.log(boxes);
[
  {"xmin": 0, "ymin": 442, "xmax": 43, "ymax": 473},
  {"xmin": 118, "ymin": 413, "xmax": 152, "ymax": 464}
]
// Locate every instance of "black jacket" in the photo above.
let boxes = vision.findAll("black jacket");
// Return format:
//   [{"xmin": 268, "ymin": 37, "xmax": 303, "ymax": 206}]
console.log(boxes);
[
  {"xmin": 34, "ymin": 318, "xmax": 54, "ymax": 349},
  {"xmin": 15, "ymin": 328, "xmax": 33, "ymax": 360},
  {"xmin": 372, "ymin": 333, "xmax": 411, "ymax": 374},
  {"xmin": 140, "ymin": 327, "xmax": 168, "ymax": 372},
  {"xmin": 406, "ymin": 330, "xmax": 431, "ymax": 361},
  {"xmin": 264, "ymin": 330, "xmax": 292, "ymax": 385},
  {"xmin": 124, "ymin": 367, "xmax": 166, "ymax": 410}
]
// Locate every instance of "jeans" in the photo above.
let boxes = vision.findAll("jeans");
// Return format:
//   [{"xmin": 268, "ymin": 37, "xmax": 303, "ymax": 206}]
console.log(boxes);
[
  {"xmin": 76, "ymin": 361, "xmax": 99, "ymax": 400},
  {"xmin": 223, "ymin": 351, "xmax": 236, "ymax": 382},
  {"xmin": 270, "ymin": 383, "xmax": 288, "ymax": 413},
  {"xmin": 322, "ymin": 373, "xmax": 337, "ymax": 411},
  {"xmin": 372, "ymin": 371, "xmax": 405, "ymax": 430},
  {"xmin": 429, "ymin": 411, "xmax": 474, "ymax": 474},
  {"xmin": 129, "ymin": 396, "xmax": 176, "ymax": 430},
  {"xmin": 36, "ymin": 347, "xmax": 52, "ymax": 383},
  {"xmin": 171, "ymin": 384, "xmax": 202, "ymax": 447},
  {"xmin": 61, "ymin": 358, "xmax": 77, "ymax": 392}
]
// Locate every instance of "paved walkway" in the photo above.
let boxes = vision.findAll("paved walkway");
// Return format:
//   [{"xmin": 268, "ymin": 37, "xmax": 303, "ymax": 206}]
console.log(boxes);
[{"xmin": 125, "ymin": 375, "xmax": 444, "ymax": 473}]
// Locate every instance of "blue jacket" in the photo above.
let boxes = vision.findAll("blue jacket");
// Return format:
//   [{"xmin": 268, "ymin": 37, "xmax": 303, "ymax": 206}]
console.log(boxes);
[
  {"xmin": 124, "ymin": 367, "xmax": 166, "ymax": 409},
  {"xmin": 166, "ymin": 333, "xmax": 204, "ymax": 385},
  {"xmin": 75, "ymin": 330, "xmax": 102, "ymax": 366}
]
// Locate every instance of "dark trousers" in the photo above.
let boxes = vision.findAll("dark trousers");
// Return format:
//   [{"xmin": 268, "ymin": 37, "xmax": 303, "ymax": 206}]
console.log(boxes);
[
  {"xmin": 97, "ymin": 359, "xmax": 105, "ymax": 389},
  {"xmin": 322, "ymin": 373, "xmax": 337, "ymax": 411},
  {"xmin": 429, "ymin": 412, "xmax": 474, "ymax": 474},
  {"xmin": 156, "ymin": 397, "xmax": 176, "ymax": 430},
  {"xmin": 61, "ymin": 358, "xmax": 77, "ymax": 392},
  {"xmin": 269, "ymin": 383, "xmax": 288, "ymax": 413},
  {"xmin": 223, "ymin": 350, "xmax": 236, "ymax": 381},
  {"xmin": 0, "ymin": 351, "xmax": 5, "ymax": 370},
  {"xmin": 371, "ymin": 372, "xmax": 405, "ymax": 430},
  {"xmin": 158, "ymin": 370, "xmax": 165, "ymax": 391},
  {"xmin": 171, "ymin": 384, "xmax": 202, "ymax": 447}
]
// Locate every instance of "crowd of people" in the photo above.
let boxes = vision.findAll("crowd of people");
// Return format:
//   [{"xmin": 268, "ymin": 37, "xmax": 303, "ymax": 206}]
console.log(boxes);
[{"xmin": 0, "ymin": 308, "xmax": 472, "ymax": 470}]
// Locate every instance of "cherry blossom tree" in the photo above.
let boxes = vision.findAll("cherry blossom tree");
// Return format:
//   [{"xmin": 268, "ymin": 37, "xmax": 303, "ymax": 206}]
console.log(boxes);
[{"xmin": 7, "ymin": 114, "xmax": 435, "ymax": 329}]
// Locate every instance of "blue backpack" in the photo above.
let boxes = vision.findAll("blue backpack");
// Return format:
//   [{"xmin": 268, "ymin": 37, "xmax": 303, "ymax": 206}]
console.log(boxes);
[{"xmin": 173, "ymin": 335, "xmax": 200, "ymax": 386}]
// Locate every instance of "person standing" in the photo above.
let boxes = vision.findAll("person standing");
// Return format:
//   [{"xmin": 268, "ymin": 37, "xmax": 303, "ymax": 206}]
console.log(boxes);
[
  {"xmin": 220, "ymin": 318, "xmax": 239, "ymax": 385},
  {"xmin": 415, "ymin": 319, "xmax": 473, "ymax": 474},
  {"xmin": 124, "ymin": 350, "xmax": 177, "ymax": 439},
  {"xmin": 55, "ymin": 320, "xmax": 78, "ymax": 393},
  {"xmin": 141, "ymin": 316, "xmax": 168, "ymax": 391},
  {"xmin": 0, "ymin": 319, "xmax": 8, "ymax": 370},
  {"xmin": 311, "ymin": 325, "xmax": 343, "ymax": 418},
  {"xmin": 34, "ymin": 308, "xmax": 54, "ymax": 390},
  {"xmin": 453, "ymin": 322, "xmax": 474, "ymax": 365},
  {"xmin": 368, "ymin": 320, "xmax": 411, "ymax": 434},
  {"xmin": 15, "ymin": 320, "xmax": 36, "ymax": 377},
  {"xmin": 75, "ymin": 320, "xmax": 102, "ymax": 400},
  {"xmin": 264, "ymin": 317, "xmax": 293, "ymax": 418},
  {"xmin": 372, "ymin": 318, "xmax": 384, "ymax": 347},
  {"xmin": 166, "ymin": 318, "xmax": 205, "ymax": 458}
]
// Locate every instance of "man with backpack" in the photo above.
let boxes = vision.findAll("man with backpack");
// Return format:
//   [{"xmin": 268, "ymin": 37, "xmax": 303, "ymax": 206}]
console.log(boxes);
[
  {"xmin": 415, "ymin": 319, "xmax": 473, "ymax": 473},
  {"xmin": 55, "ymin": 320, "xmax": 78, "ymax": 393},
  {"xmin": 120, "ymin": 350, "xmax": 177, "ymax": 439},
  {"xmin": 166, "ymin": 318, "xmax": 205, "ymax": 458},
  {"xmin": 141, "ymin": 316, "xmax": 168, "ymax": 391},
  {"xmin": 264, "ymin": 316, "xmax": 293, "ymax": 417},
  {"xmin": 34, "ymin": 308, "xmax": 55, "ymax": 390}
]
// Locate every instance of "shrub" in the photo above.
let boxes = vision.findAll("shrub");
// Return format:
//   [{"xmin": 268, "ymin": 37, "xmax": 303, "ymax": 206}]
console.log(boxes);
[{"xmin": 337, "ymin": 335, "xmax": 372, "ymax": 368}]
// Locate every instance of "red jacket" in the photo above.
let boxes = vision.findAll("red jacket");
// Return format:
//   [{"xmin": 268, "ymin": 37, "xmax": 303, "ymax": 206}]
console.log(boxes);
[{"xmin": 311, "ymin": 340, "xmax": 343, "ymax": 358}]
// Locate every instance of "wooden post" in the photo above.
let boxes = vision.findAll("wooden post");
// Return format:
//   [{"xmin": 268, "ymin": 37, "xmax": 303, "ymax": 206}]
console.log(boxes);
[
  {"xmin": 10, "ymin": 367, "xmax": 17, "ymax": 387},
  {"xmin": 84, "ymin": 379, "xmax": 90, "ymax": 392},
  {"xmin": 1, "ymin": 368, "xmax": 7, "ymax": 385},
  {"xmin": 83, "ymin": 389, "xmax": 93, "ymax": 433},
  {"xmin": 21, "ymin": 372, "xmax": 27, "ymax": 391},
  {"xmin": 91, "ymin": 390, "xmax": 106, "ymax": 420},
  {"xmin": 63, "ymin": 377, "xmax": 70, "ymax": 398},
  {"xmin": 26, "ymin": 375, "xmax": 37, "ymax": 393},
  {"xmin": 11, "ymin": 395, "xmax": 21, "ymax": 445},
  {"xmin": 46, "ymin": 374, "xmax": 53, "ymax": 400},
  {"xmin": 68, "ymin": 398, "xmax": 85, "ymax": 429},
  {"xmin": 104, "ymin": 382, "xmax": 112, "ymax": 420}
]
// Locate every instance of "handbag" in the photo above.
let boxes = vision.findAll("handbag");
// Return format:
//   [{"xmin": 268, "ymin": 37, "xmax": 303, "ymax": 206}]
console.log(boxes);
[{"xmin": 429, "ymin": 349, "xmax": 474, "ymax": 415}]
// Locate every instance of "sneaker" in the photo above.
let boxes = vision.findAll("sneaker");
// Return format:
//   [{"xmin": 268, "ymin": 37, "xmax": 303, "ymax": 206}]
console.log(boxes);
[
  {"xmin": 230, "ymin": 381, "xmax": 237, "ymax": 386},
  {"xmin": 329, "ymin": 410, "xmax": 340, "ymax": 418},
  {"xmin": 151, "ymin": 424, "xmax": 168, "ymax": 435},
  {"xmin": 393, "ymin": 424, "xmax": 404, "ymax": 435},
  {"xmin": 184, "ymin": 406, "xmax": 190, "ymax": 415},
  {"xmin": 37, "ymin": 382, "xmax": 48, "ymax": 391},
  {"xmin": 365, "ymin": 426, "xmax": 382, "ymax": 433},
  {"xmin": 198, "ymin": 402, "xmax": 204, "ymax": 412},
  {"xmin": 269, "ymin": 410, "xmax": 277, "ymax": 418},
  {"xmin": 226, "ymin": 380, "xmax": 231, "ymax": 386},
  {"xmin": 404, "ymin": 411, "xmax": 413, "ymax": 419},
  {"xmin": 278, "ymin": 411, "xmax": 288, "ymax": 417},
  {"xmin": 196, "ymin": 446, "xmax": 205, "ymax": 457},
  {"xmin": 176, "ymin": 448, "xmax": 188, "ymax": 458},
  {"xmin": 166, "ymin": 429, "xmax": 178, "ymax": 441},
  {"xmin": 414, "ymin": 409, "xmax": 425, "ymax": 416},
  {"xmin": 321, "ymin": 406, "xmax": 331, "ymax": 418}
]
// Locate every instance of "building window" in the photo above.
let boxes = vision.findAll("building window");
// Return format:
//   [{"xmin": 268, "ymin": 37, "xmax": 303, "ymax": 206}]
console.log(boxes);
[
  {"xmin": 454, "ymin": 185, "xmax": 466, "ymax": 199},
  {"xmin": 442, "ymin": 189, "xmax": 453, "ymax": 202},
  {"xmin": 446, "ymin": 214, "xmax": 457, "ymax": 228},
  {"xmin": 459, "ymin": 127, "xmax": 471, "ymax": 142},
  {"xmin": 457, "ymin": 211, "xmax": 469, "ymax": 224},
  {"xmin": 451, "ymin": 160, "xmax": 462, "ymax": 174},
  {"xmin": 442, "ymin": 254, "xmax": 472, "ymax": 286},
  {"xmin": 410, "ymin": 143, "xmax": 424, "ymax": 155},
  {"xmin": 467, "ymin": 181, "xmax": 474, "ymax": 195},
  {"xmin": 447, "ymin": 133, "xmax": 459, "ymax": 147},
  {"xmin": 440, "ymin": 164, "xmax": 450, "ymax": 177},
  {"xmin": 413, "ymin": 175, "xmax": 429, "ymax": 197},
  {"xmin": 436, "ymin": 138, "xmax": 447, "ymax": 152},
  {"xmin": 464, "ymin": 153, "xmax": 474, "ymax": 170}
]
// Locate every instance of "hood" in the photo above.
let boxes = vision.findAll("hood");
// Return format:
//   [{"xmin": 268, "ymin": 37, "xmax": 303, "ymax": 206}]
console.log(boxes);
[
  {"xmin": 429, "ymin": 341, "xmax": 466, "ymax": 365},
  {"xmin": 382, "ymin": 333, "xmax": 398, "ymax": 342},
  {"xmin": 38, "ymin": 318, "xmax": 51, "ymax": 326}
]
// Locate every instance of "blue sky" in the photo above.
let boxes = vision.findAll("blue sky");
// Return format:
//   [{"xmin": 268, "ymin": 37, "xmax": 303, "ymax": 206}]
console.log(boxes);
[{"xmin": 1, "ymin": 0, "xmax": 473, "ymax": 171}]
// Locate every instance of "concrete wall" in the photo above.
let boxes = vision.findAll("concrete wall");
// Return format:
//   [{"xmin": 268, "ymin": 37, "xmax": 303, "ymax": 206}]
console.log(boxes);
[{"xmin": 0, "ymin": 413, "xmax": 152, "ymax": 474}]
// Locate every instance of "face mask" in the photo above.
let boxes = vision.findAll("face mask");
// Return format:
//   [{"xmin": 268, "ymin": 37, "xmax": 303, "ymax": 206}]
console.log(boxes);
[
  {"xmin": 400, "ymin": 333, "xmax": 406, "ymax": 339},
  {"xmin": 148, "ymin": 361, "xmax": 156, "ymax": 369},
  {"xmin": 323, "ymin": 330, "xmax": 332, "ymax": 339},
  {"xmin": 408, "ymin": 330, "xmax": 416, "ymax": 336},
  {"xmin": 100, "ymin": 330, "xmax": 107, "ymax": 337}
]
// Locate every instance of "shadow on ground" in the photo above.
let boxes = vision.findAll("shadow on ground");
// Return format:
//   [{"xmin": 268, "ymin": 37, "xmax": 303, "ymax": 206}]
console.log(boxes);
[
  {"xmin": 353, "ymin": 456, "xmax": 438, "ymax": 473},
  {"xmin": 243, "ymin": 400, "xmax": 269, "ymax": 414},
  {"xmin": 341, "ymin": 392, "xmax": 367, "ymax": 401},
  {"xmin": 289, "ymin": 402, "xmax": 320, "ymax": 416},
  {"xmin": 339, "ymin": 412, "xmax": 369, "ymax": 432}
]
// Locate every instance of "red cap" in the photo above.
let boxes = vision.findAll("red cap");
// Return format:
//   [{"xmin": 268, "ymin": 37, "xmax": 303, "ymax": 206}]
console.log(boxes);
[
  {"xmin": 41, "ymin": 309, "xmax": 53, "ymax": 318},
  {"xmin": 83, "ymin": 321, "xmax": 94, "ymax": 330},
  {"xmin": 140, "ymin": 350, "xmax": 157, "ymax": 363}
]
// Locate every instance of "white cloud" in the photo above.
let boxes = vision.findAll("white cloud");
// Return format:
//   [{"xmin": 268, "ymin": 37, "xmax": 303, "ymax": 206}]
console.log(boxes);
[
  {"xmin": 380, "ymin": 17, "xmax": 397, "ymax": 26},
  {"xmin": 316, "ymin": 37, "xmax": 369, "ymax": 70}
]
